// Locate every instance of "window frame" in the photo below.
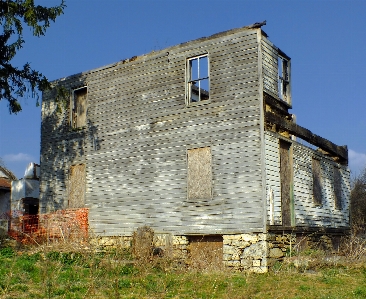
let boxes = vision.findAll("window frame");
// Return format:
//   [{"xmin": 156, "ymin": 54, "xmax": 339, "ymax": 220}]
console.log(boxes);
[
  {"xmin": 186, "ymin": 54, "xmax": 210, "ymax": 105},
  {"xmin": 277, "ymin": 54, "xmax": 291, "ymax": 104},
  {"xmin": 70, "ymin": 86, "xmax": 87, "ymax": 129}
]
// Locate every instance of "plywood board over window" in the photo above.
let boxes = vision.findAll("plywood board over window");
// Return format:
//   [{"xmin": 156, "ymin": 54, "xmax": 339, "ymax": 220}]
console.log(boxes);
[
  {"xmin": 187, "ymin": 147, "xmax": 212, "ymax": 200},
  {"xmin": 312, "ymin": 158, "xmax": 323, "ymax": 206},
  {"xmin": 333, "ymin": 166, "xmax": 342, "ymax": 210},
  {"xmin": 69, "ymin": 164, "xmax": 86, "ymax": 208},
  {"xmin": 280, "ymin": 140, "xmax": 292, "ymax": 226},
  {"xmin": 72, "ymin": 87, "xmax": 87, "ymax": 128}
]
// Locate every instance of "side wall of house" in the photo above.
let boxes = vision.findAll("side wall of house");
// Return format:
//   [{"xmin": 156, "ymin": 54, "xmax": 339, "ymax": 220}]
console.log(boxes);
[
  {"xmin": 41, "ymin": 83, "xmax": 88, "ymax": 213},
  {"xmin": 41, "ymin": 28, "xmax": 265, "ymax": 236},
  {"xmin": 261, "ymin": 37, "xmax": 279, "ymax": 100},
  {"xmin": 265, "ymin": 131, "xmax": 350, "ymax": 228}
]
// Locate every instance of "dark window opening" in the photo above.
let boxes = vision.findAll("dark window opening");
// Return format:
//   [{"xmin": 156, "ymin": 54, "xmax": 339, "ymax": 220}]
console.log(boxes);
[
  {"xmin": 278, "ymin": 56, "xmax": 290, "ymax": 102},
  {"xmin": 22, "ymin": 198, "xmax": 39, "ymax": 233},
  {"xmin": 187, "ymin": 55, "xmax": 210, "ymax": 103}
]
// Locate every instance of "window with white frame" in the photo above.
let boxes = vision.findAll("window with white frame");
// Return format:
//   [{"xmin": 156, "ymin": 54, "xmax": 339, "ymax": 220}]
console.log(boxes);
[
  {"xmin": 278, "ymin": 55, "xmax": 290, "ymax": 103},
  {"xmin": 187, "ymin": 54, "xmax": 209, "ymax": 104}
]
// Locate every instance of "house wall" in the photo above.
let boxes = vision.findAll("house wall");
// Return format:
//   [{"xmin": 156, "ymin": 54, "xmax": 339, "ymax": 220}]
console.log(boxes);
[
  {"xmin": 0, "ymin": 191, "xmax": 10, "ymax": 234},
  {"xmin": 261, "ymin": 37, "xmax": 279, "ymax": 101},
  {"xmin": 265, "ymin": 131, "xmax": 350, "ymax": 228},
  {"xmin": 41, "ymin": 27, "xmax": 266, "ymax": 236}
]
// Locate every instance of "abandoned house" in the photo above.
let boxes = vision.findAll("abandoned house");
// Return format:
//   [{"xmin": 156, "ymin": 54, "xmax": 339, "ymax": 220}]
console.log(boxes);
[{"xmin": 40, "ymin": 23, "xmax": 350, "ymax": 272}]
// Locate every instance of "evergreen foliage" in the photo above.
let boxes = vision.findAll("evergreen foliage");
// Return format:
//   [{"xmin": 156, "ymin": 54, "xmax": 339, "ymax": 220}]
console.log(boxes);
[{"xmin": 0, "ymin": 0, "xmax": 65, "ymax": 113}]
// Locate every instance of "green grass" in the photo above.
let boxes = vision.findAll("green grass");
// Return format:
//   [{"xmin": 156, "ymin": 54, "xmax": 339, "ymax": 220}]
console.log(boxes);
[{"xmin": 0, "ymin": 246, "xmax": 365, "ymax": 298}]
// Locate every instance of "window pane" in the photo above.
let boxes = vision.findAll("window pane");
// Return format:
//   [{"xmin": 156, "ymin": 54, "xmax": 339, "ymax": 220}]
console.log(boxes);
[
  {"xmin": 187, "ymin": 54, "xmax": 209, "ymax": 103},
  {"xmin": 199, "ymin": 56, "xmax": 209, "ymax": 79},
  {"xmin": 190, "ymin": 58, "xmax": 199, "ymax": 81}
]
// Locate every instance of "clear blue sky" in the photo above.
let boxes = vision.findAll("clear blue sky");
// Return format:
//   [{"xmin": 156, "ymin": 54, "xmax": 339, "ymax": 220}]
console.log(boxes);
[{"xmin": 0, "ymin": 0, "xmax": 365, "ymax": 179}]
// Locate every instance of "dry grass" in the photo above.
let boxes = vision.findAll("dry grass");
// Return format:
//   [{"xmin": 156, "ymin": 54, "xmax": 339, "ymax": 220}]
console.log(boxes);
[
  {"xmin": 186, "ymin": 236, "xmax": 224, "ymax": 272},
  {"xmin": 1, "ymin": 225, "xmax": 366, "ymax": 298},
  {"xmin": 131, "ymin": 225, "xmax": 154, "ymax": 263}
]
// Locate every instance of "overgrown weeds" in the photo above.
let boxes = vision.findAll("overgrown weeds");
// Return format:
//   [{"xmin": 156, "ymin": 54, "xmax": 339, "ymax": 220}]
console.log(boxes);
[{"xmin": 1, "ymin": 225, "xmax": 366, "ymax": 298}]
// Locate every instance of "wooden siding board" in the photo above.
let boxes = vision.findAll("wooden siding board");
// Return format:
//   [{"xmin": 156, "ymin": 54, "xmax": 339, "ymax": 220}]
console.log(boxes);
[
  {"xmin": 265, "ymin": 131, "xmax": 349, "ymax": 228},
  {"xmin": 40, "ymin": 28, "xmax": 265, "ymax": 235}
]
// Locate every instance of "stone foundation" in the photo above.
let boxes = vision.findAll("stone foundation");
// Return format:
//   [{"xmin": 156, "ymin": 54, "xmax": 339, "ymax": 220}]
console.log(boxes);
[
  {"xmin": 89, "ymin": 231, "xmax": 343, "ymax": 272},
  {"xmin": 222, "ymin": 233, "xmax": 296, "ymax": 272}
]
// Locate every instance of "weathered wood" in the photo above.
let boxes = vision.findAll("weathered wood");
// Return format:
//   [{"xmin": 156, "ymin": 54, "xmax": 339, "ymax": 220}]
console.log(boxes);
[
  {"xmin": 40, "ymin": 25, "xmax": 350, "ymax": 237},
  {"xmin": 312, "ymin": 158, "xmax": 323, "ymax": 206},
  {"xmin": 280, "ymin": 140, "xmax": 292, "ymax": 226},
  {"xmin": 265, "ymin": 112, "xmax": 348, "ymax": 162},
  {"xmin": 40, "ymin": 26, "xmax": 265, "ymax": 235},
  {"xmin": 264, "ymin": 93, "xmax": 290, "ymax": 115},
  {"xmin": 333, "ymin": 166, "xmax": 343, "ymax": 210}
]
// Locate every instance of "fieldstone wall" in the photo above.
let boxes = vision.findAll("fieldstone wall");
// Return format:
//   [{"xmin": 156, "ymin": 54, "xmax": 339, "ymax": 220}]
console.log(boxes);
[
  {"xmin": 223, "ymin": 233, "xmax": 297, "ymax": 272},
  {"xmin": 90, "ymin": 236, "xmax": 132, "ymax": 249},
  {"xmin": 89, "ymin": 232, "xmax": 339, "ymax": 272}
]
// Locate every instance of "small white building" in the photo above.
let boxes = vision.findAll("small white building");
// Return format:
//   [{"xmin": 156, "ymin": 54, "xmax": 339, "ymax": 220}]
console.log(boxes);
[{"xmin": 11, "ymin": 163, "xmax": 40, "ymax": 233}]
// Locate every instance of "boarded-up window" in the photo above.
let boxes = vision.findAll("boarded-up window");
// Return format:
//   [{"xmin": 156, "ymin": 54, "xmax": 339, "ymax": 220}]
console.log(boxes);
[
  {"xmin": 187, "ymin": 147, "xmax": 212, "ymax": 200},
  {"xmin": 312, "ymin": 158, "xmax": 323, "ymax": 206},
  {"xmin": 333, "ymin": 166, "xmax": 342, "ymax": 210},
  {"xmin": 280, "ymin": 140, "xmax": 292, "ymax": 226},
  {"xmin": 72, "ymin": 87, "xmax": 87, "ymax": 128},
  {"xmin": 69, "ymin": 164, "xmax": 86, "ymax": 208}
]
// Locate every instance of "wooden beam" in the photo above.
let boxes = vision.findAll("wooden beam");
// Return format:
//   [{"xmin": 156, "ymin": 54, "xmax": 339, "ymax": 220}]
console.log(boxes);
[
  {"xmin": 264, "ymin": 93, "xmax": 291, "ymax": 115},
  {"xmin": 267, "ymin": 225, "xmax": 350, "ymax": 235},
  {"xmin": 265, "ymin": 112, "xmax": 348, "ymax": 163}
]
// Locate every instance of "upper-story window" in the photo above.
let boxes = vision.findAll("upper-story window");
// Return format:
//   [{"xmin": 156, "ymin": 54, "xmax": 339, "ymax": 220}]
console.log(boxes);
[
  {"xmin": 71, "ymin": 87, "xmax": 87, "ymax": 129},
  {"xmin": 278, "ymin": 55, "xmax": 290, "ymax": 103},
  {"xmin": 186, "ymin": 54, "xmax": 210, "ymax": 104}
]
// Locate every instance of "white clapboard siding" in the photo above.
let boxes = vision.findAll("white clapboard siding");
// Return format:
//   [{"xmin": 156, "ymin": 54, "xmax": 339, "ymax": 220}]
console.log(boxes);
[
  {"xmin": 292, "ymin": 142, "xmax": 350, "ymax": 228},
  {"xmin": 261, "ymin": 37, "xmax": 279, "ymax": 99},
  {"xmin": 264, "ymin": 132, "xmax": 282, "ymax": 225},
  {"xmin": 265, "ymin": 131, "xmax": 350, "ymax": 228},
  {"xmin": 40, "ymin": 27, "xmax": 265, "ymax": 235}
]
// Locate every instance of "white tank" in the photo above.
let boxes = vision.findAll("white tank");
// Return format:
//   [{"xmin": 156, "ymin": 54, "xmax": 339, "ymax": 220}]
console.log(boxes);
[{"xmin": 24, "ymin": 163, "xmax": 40, "ymax": 179}]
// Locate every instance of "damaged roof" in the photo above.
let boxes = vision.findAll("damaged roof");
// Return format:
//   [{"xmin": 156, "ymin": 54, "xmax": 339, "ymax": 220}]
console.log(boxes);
[
  {"xmin": 0, "ymin": 165, "xmax": 17, "ymax": 181},
  {"xmin": 0, "ymin": 177, "xmax": 11, "ymax": 190}
]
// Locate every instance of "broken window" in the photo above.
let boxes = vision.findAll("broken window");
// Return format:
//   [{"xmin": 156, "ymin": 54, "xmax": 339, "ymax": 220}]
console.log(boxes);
[
  {"xmin": 71, "ymin": 87, "xmax": 87, "ymax": 128},
  {"xmin": 333, "ymin": 166, "xmax": 343, "ymax": 210},
  {"xmin": 187, "ymin": 147, "xmax": 212, "ymax": 200},
  {"xmin": 312, "ymin": 158, "xmax": 323, "ymax": 206},
  {"xmin": 278, "ymin": 55, "xmax": 290, "ymax": 103},
  {"xmin": 68, "ymin": 164, "xmax": 86, "ymax": 208},
  {"xmin": 187, "ymin": 54, "xmax": 210, "ymax": 104}
]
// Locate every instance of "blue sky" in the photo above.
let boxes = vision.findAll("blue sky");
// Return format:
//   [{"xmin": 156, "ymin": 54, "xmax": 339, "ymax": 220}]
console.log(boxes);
[{"xmin": 0, "ymin": 0, "xmax": 365, "ymax": 179}]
